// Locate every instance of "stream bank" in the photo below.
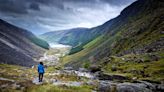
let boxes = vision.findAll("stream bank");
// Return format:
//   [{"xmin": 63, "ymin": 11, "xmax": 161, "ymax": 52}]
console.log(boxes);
[{"xmin": 32, "ymin": 67, "xmax": 164, "ymax": 92}]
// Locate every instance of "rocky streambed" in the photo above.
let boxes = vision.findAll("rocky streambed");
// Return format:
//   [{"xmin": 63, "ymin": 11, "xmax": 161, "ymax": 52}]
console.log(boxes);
[
  {"xmin": 34, "ymin": 44, "xmax": 164, "ymax": 92},
  {"xmin": 32, "ymin": 67, "xmax": 164, "ymax": 92}
]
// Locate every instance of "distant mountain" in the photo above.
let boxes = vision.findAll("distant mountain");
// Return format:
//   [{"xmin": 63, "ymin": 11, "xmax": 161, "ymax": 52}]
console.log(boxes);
[
  {"xmin": 40, "ymin": 27, "xmax": 106, "ymax": 54},
  {"xmin": 40, "ymin": 28, "xmax": 88, "ymax": 46},
  {"xmin": 0, "ymin": 19, "xmax": 49, "ymax": 67},
  {"xmin": 63, "ymin": 0, "xmax": 164, "ymax": 68}
]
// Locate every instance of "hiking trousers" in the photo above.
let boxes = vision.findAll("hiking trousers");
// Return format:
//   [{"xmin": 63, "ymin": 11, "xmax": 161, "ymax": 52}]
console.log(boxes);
[{"xmin": 39, "ymin": 73, "xmax": 44, "ymax": 82}]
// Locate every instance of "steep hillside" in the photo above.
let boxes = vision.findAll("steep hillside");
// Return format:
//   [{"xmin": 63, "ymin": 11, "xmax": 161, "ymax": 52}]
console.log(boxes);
[
  {"xmin": 40, "ymin": 27, "xmax": 106, "ymax": 54},
  {"xmin": 0, "ymin": 19, "xmax": 49, "ymax": 67},
  {"xmin": 40, "ymin": 28, "xmax": 88, "ymax": 45},
  {"xmin": 63, "ymin": 0, "xmax": 164, "ymax": 69},
  {"xmin": 40, "ymin": 30, "xmax": 68, "ymax": 44}
]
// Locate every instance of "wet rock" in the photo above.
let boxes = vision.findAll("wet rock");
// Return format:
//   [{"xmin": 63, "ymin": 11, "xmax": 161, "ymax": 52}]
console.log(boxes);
[
  {"xmin": 98, "ymin": 73, "xmax": 128, "ymax": 81},
  {"xmin": 156, "ymin": 84, "xmax": 164, "ymax": 91},
  {"xmin": 137, "ymin": 81, "xmax": 156, "ymax": 90},
  {"xmin": 149, "ymin": 54, "xmax": 160, "ymax": 61},
  {"xmin": 89, "ymin": 65, "xmax": 101, "ymax": 73},
  {"xmin": 161, "ymin": 31, "xmax": 164, "ymax": 34},
  {"xmin": 98, "ymin": 81, "xmax": 154, "ymax": 92},
  {"xmin": 86, "ymin": 80, "xmax": 99, "ymax": 87},
  {"xmin": 98, "ymin": 80, "xmax": 164, "ymax": 92},
  {"xmin": 117, "ymin": 83, "xmax": 152, "ymax": 92},
  {"xmin": 98, "ymin": 81, "xmax": 117, "ymax": 92},
  {"xmin": 79, "ymin": 68, "xmax": 88, "ymax": 72}
]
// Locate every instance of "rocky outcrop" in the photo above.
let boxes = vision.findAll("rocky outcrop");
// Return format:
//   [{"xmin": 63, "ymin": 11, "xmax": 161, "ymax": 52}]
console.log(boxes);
[
  {"xmin": 97, "ymin": 73, "xmax": 129, "ymax": 81},
  {"xmin": 98, "ymin": 81, "xmax": 164, "ymax": 92}
]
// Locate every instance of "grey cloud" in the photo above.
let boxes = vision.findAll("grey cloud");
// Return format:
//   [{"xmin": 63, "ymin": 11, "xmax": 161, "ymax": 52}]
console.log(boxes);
[
  {"xmin": 0, "ymin": 0, "xmax": 28, "ymax": 14},
  {"xmin": 31, "ymin": 0, "xmax": 54, "ymax": 5},
  {"xmin": 29, "ymin": 3, "xmax": 40, "ymax": 11},
  {"xmin": 93, "ymin": 0, "xmax": 136, "ymax": 6},
  {"xmin": 0, "ymin": 0, "xmax": 136, "ymax": 35}
]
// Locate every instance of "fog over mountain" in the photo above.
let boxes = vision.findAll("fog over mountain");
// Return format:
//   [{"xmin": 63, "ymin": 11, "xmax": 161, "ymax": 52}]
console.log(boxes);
[{"xmin": 0, "ymin": 0, "xmax": 135, "ymax": 34}]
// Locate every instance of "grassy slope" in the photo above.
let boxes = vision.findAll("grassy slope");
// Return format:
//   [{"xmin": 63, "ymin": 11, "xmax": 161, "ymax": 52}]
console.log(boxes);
[
  {"xmin": 29, "ymin": 36, "xmax": 49, "ymax": 50},
  {"xmin": 61, "ymin": 35, "xmax": 106, "ymax": 66},
  {"xmin": 102, "ymin": 52, "xmax": 164, "ymax": 82},
  {"xmin": 111, "ymin": 13, "xmax": 164, "ymax": 55},
  {"xmin": 61, "ymin": 0, "xmax": 164, "ymax": 81},
  {"xmin": 62, "ymin": 0, "xmax": 164, "ymax": 64}
]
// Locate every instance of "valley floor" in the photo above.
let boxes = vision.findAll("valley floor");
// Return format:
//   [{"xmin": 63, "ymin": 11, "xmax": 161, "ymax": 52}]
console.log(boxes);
[
  {"xmin": 0, "ymin": 62, "xmax": 164, "ymax": 92},
  {"xmin": 0, "ymin": 46, "xmax": 164, "ymax": 92}
]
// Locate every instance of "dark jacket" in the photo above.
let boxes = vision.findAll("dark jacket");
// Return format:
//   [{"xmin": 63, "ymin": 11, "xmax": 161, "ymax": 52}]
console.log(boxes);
[{"xmin": 38, "ymin": 64, "xmax": 45, "ymax": 73}]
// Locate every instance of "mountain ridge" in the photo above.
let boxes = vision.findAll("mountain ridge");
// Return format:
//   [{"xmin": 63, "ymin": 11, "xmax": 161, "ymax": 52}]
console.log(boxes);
[
  {"xmin": 62, "ymin": 0, "xmax": 164, "ymax": 69},
  {"xmin": 0, "ymin": 19, "xmax": 49, "ymax": 67}
]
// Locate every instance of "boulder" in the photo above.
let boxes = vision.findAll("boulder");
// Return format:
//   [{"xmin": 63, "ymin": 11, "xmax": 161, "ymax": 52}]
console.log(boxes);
[
  {"xmin": 117, "ymin": 83, "xmax": 152, "ymax": 92},
  {"xmin": 89, "ymin": 65, "xmax": 101, "ymax": 73},
  {"xmin": 98, "ymin": 81, "xmax": 117, "ymax": 92},
  {"xmin": 149, "ymin": 54, "xmax": 160, "ymax": 61},
  {"xmin": 98, "ymin": 73, "xmax": 128, "ymax": 81},
  {"xmin": 98, "ymin": 81, "xmax": 155, "ymax": 92},
  {"xmin": 156, "ymin": 84, "xmax": 164, "ymax": 91}
]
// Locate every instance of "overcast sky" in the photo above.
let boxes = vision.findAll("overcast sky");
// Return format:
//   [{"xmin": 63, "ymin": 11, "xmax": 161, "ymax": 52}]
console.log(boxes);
[{"xmin": 0, "ymin": 0, "xmax": 136, "ymax": 35}]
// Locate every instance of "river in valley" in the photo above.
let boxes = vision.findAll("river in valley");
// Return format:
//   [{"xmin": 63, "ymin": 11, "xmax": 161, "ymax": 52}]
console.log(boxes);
[{"xmin": 38, "ymin": 43, "xmax": 72, "ymax": 66}]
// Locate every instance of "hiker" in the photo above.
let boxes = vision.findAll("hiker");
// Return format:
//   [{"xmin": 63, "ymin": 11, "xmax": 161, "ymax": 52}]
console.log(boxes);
[{"xmin": 38, "ymin": 62, "xmax": 45, "ymax": 82}]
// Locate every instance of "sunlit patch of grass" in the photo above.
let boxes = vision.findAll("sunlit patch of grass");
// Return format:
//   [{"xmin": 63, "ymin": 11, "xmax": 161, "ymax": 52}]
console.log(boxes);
[{"xmin": 45, "ymin": 66, "xmax": 57, "ymax": 73}]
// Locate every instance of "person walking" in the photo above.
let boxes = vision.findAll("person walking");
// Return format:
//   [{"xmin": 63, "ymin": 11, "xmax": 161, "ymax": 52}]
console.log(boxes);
[{"xmin": 38, "ymin": 62, "xmax": 45, "ymax": 82}]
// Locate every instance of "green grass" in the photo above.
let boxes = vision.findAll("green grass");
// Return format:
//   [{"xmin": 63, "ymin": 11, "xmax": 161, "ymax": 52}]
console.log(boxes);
[
  {"xmin": 30, "ymin": 36, "xmax": 49, "ymax": 49},
  {"xmin": 0, "ymin": 64, "xmax": 34, "ymax": 81},
  {"xmin": 26, "ymin": 84, "xmax": 92, "ymax": 92},
  {"xmin": 62, "ymin": 7, "xmax": 164, "ymax": 68},
  {"xmin": 0, "ymin": 64, "xmax": 94, "ymax": 92},
  {"xmin": 61, "ymin": 35, "xmax": 106, "ymax": 67},
  {"xmin": 69, "ymin": 45, "xmax": 84, "ymax": 55},
  {"xmin": 45, "ymin": 66, "xmax": 57, "ymax": 72},
  {"xmin": 84, "ymin": 35, "xmax": 104, "ymax": 49},
  {"xmin": 102, "ymin": 53, "xmax": 164, "ymax": 82}
]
